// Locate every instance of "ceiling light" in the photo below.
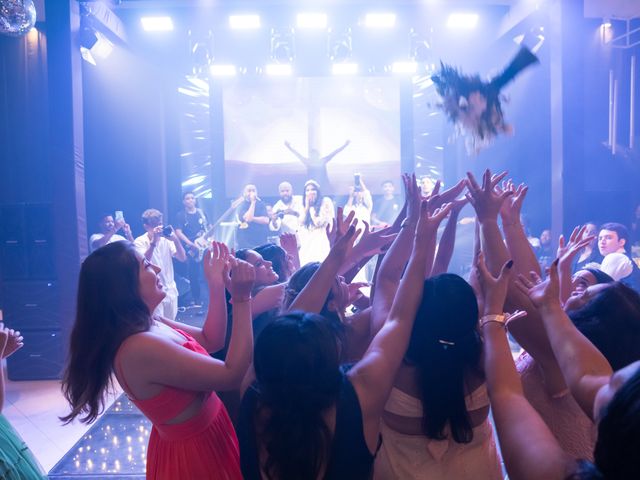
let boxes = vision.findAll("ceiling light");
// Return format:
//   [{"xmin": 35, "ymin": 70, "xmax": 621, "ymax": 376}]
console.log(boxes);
[
  {"xmin": 447, "ymin": 13, "xmax": 478, "ymax": 29},
  {"xmin": 297, "ymin": 13, "xmax": 327, "ymax": 29},
  {"xmin": 140, "ymin": 16, "xmax": 174, "ymax": 32},
  {"xmin": 364, "ymin": 13, "xmax": 396, "ymax": 28},
  {"xmin": 229, "ymin": 14, "xmax": 261, "ymax": 30}
]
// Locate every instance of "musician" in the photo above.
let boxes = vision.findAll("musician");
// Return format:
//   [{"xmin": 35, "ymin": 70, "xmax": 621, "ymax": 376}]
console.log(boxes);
[
  {"xmin": 269, "ymin": 181, "xmax": 304, "ymax": 235},
  {"xmin": 175, "ymin": 191, "xmax": 209, "ymax": 307},
  {"xmin": 235, "ymin": 184, "xmax": 270, "ymax": 249}
]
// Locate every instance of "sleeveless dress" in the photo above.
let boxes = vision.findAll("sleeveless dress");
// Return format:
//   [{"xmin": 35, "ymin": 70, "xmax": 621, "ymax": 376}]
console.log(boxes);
[
  {"xmin": 238, "ymin": 374, "xmax": 378, "ymax": 480},
  {"xmin": 517, "ymin": 352, "xmax": 596, "ymax": 460},
  {"xmin": 116, "ymin": 328, "xmax": 243, "ymax": 480},
  {"xmin": 374, "ymin": 384, "xmax": 502, "ymax": 480},
  {"xmin": 0, "ymin": 414, "xmax": 46, "ymax": 479}
]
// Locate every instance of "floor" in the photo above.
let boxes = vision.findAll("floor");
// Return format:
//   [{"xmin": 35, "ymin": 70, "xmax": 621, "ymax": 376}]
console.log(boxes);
[{"xmin": 3, "ymin": 376, "xmax": 122, "ymax": 473}]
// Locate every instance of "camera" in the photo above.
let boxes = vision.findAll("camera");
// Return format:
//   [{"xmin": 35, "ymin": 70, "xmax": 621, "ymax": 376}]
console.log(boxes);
[{"xmin": 162, "ymin": 225, "xmax": 174, "ymax": 237}]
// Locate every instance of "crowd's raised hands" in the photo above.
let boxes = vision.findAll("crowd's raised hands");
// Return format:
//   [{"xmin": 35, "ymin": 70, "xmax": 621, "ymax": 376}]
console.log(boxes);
[{"xmin": 465, "ymin": 169, "xmax": 511, "ymax": 222}]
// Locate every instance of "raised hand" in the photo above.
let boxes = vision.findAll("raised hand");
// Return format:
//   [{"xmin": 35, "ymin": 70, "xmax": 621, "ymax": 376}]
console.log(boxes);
[
  {"xmin": 228, "ymin": 259, "xmax": 256, "ymax": 302},
  {"xmin": 474, "ymin": 252, "xmax": 514, "ymax": 315},
  {"xmin": 0, "ymin": 323, "xmax": 23, "ymax": 359},
  {"xmin": 279, "ymin": 233, "xmax": 298, "ymax": 255},
  {"xmin": 497, "ymin": 180, "xmax": 528, "ymax": 226},
  {"xmin": 557, "ymin": 225, "xmax": 595, "ymax": 267},
  {"xmin": 203, "ymin": 241, "xmax": 230, "ymax": 285},
  {"xmin": 352, "ymin": 221, "xmax": 397, "ymax": 257},
  {"xmin": 328, "ymin": 223, "xmax": 361, "ymax": 264},
  {"xmin": 516, "ymin": 260, "xmax": 561, "ymax": 310},
  {"xmin": 415, "ymin": 200, "xmax": 453, "ymax": 240},
  {"xmin": 325, "ymin": 206, "xmax": 356, "ymax": 248},
  {"xmin": 405, "ymin": 173, "xmax": 422, "ymax": 224},
  {"xmin": 465, "ymin": 169, "xmax": 512, "ymax": 223}
]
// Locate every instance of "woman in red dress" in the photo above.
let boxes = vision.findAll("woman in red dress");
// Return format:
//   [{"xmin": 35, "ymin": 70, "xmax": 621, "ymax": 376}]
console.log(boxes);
[{"xmin": 62, "ymin": 241, "xmax": 254, "ymax": 479}]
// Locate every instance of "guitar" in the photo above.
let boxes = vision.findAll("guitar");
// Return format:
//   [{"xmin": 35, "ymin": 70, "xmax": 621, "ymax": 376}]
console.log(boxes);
[{"xmin": 187, "ymin": 198, "xmax": 244, "ymax": 262}]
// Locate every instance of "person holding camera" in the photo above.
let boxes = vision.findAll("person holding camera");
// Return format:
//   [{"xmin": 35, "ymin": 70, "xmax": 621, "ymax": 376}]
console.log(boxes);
[
  {"xmin": 134, "ymin": 209, "xmax": 186, "ymax": 320},
  {"xmin": 344, "ymin": 173, "xmax": 373, "ymax": 228}
]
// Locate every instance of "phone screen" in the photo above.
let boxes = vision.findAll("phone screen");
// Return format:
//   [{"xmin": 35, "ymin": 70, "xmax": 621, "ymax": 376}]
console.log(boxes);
[{"xmin": 115, "ymin": 211, "xmax": 124, "ymax": 222}]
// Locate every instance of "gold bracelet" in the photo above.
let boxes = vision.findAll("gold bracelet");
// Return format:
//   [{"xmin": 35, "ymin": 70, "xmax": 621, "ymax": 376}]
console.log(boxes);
[{"xmin": 479, "ymin": 314, "xmax": 506, "ymax": 328}]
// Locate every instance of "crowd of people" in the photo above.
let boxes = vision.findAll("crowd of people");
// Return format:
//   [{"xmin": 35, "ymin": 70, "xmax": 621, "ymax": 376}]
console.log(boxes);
[{"xmin": 52, "ymin": 168, "xmax": 640, "ymax": 480}]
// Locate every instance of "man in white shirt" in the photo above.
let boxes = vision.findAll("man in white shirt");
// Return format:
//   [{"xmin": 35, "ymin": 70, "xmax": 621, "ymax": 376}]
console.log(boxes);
[
  {"xmin": 89, "ymin": 213, "xmax": 134, "ymax": 252},
  {"xmin": 134, "ymin": 209, "xmax": 186, "ymax": 320},
  {"xmin": 269, "ymin": 181, "xmax": 304, "ymax": 235},
  {"xmin": 598, "ymin": 222, "xmax": 640, "ymax": 291}
]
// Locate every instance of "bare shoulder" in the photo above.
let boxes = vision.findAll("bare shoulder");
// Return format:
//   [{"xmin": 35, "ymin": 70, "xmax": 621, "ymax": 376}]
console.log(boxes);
[{"xmin": 116, "ymin": 329, "xmax": 177, "ymax": 364}]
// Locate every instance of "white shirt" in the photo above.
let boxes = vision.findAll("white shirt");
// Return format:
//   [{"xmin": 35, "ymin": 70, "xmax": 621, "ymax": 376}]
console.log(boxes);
[
  {"xmin": 89, "ymin": 233, "xmax": 127, "ymax": 252},
  {"xmin": 270, "ymin": 196, "xmax": 305, "ymax": 234},
  {"xmin": 601, "ymin": 252, "xmax": 633, "ymax": 281},
  {"xmin": 134, "ymin": 234, "xmax": 178, "ymax": 295}
]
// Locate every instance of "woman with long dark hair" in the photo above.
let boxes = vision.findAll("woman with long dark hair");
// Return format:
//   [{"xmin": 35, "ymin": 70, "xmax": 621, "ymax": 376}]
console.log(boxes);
[
  {"xmin": 238, "ymin": 200, "xmax": 452, "ymax": 480},
  {"xmin": 61, "ymin": 241, "xmax": 255, "ymax": 479},
  {"xmin": 374, "ymin": 273, "xmax": 502, "ymax": 480},
  {"xmin": 298, "ymin": 179, "xmax": 335, "ymax": 265}
]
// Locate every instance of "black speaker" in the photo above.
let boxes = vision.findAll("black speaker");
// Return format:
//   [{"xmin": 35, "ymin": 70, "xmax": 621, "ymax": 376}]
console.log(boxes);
[
  {"xmin": 2, "ymin": 281, "xmax": 60, "ymax": 330},
  {"xmin": 0, "ymin": 243, "xmax": 28, "ymax": 280},
  {"xmin": 6, "ymin": 329, "xmax": 64, "ymax": 380}
]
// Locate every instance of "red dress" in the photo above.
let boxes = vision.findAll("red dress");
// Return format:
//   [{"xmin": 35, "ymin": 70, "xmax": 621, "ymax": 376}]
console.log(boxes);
[{"xmin": 116, "ymin": 329, "xmax": 242, "ymax": 480}]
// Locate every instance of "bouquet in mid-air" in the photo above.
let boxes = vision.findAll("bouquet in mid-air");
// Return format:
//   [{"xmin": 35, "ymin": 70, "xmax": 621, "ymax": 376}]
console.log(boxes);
[{"xmin": 432, "ymin": 47, "xmax": 539, "ymax": 153}]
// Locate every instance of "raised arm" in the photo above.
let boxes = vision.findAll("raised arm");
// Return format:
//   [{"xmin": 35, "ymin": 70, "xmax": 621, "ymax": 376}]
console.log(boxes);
[
  {"xmin": 476, "ymin": 254, "xmax": 574, "ymax": 480},
  {"xmin": 321, "ymin": 139, "xmax": 350, "ymax": 163},
  {"xmin": 349, "ymin": 201, "xmax": 452, "ymax": 450},
  {"xmin": 431, "ymin": 196, "xmax": 467, "ymax": 276},
  {"xmin": 287, "ymin": 224, "xmax": 359, "ymax": 314},
  {"xmin": 518, "ymin": 261, "xmax": 614, "ymax": 419},
  {"xmin": 556, "ymin": 225, "xmax": 595, "ymax": 305},
  {"xmin": 138, "ymin": 259, "xmax": 254, "ymax": 392},
  {"xmin": 369, "ymin": 174, "xmax": 420, "ymax": 336},
  {"xmin": 283, "ymin": 140, "xmax": 307, "ymax": 163},
  {"xmin": 160, "ymin": 242, "xmax": 229, "ymax": 352},
  {"xmin": 467, "ymin": 170, "xmax": 562, "ymax": 384},
  {"xmin": 499, "ymin": 181, "xmax": 541, "ymax": 278}
]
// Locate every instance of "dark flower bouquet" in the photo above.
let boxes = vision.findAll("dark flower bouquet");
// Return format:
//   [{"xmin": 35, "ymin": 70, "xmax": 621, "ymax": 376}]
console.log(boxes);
[{"xmin": 432, "ymin": 47, "xmax": 539, "ymax": 153}]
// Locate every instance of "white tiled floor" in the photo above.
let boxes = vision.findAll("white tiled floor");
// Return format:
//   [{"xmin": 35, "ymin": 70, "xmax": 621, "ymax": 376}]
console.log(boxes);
[{"xmin": 3, "ymin": 371, "xmax": 121, "ymax": 473}]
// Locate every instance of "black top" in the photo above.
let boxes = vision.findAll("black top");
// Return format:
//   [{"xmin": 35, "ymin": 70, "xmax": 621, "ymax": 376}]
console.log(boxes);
[
  {"xmin": 175, "ymin": 209, "xmax": 207, "ymax": 241},
  {"xmin": 235, "ymin": 200, "xmax": 270, "ymax": 250},
  {"xmin": 238, "ymin": 374, "xmax": 377, "ymax": 480},
  {"xmin": 374, "ymin": 196, "xmax": 401, "ymax": 225}
]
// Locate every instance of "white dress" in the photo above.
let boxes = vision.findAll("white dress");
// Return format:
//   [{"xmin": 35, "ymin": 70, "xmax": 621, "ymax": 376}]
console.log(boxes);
[
  {"xmin": 374, "ymin": 385, "xmax": 502, "ymax": 480},
  {"xmin": 298, "ymin": 197, "xmax": 335, "ymax": 266}
]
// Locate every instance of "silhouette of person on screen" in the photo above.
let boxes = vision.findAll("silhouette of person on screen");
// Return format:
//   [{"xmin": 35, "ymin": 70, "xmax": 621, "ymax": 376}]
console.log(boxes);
[{"xmin": 283, "ymin": 140, "xmax": 351, "ymax": 190}]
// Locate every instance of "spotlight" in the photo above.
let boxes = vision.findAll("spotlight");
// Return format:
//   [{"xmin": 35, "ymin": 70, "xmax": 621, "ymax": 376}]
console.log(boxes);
[
  {"xmin": 364, "ymin": 13, "xmax": 396, "ymax": 28},
  {"xmin": 229, "ymin": 14, "xmax": 260, "ymax": 30},
  {"xmin": 447, "ymin": 12, "xmax": 478, "ymax": 29},
  {"xmin": 140, "ymin": 16, "xmax": 174, "ymax": 32},
  {"xmin": 328, "ymin": 27, "xmax": 352, "ymax": 62},
  {"xmin": 79, "ymin": 27, "xmax": 113, "ymax": 65},
  {"xmin": 271, "ymin": 27, "xmax": 295, "ymax": 64},
  {"xmin": 602, "ymin": 18, "xmax": 612, "ymax": 28},
  {"xmin": 297, "ymin": 13, "xmax": 327, "ymax": 29},
  {"xmin": 410, "ymin": 29, "xmax": 431, "ymax": 63}
]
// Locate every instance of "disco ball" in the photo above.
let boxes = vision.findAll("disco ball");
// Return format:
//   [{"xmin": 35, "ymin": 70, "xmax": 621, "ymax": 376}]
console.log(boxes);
[{"xmin": 0, "ymin": 0, "xmax": 37, "ymax": 37}]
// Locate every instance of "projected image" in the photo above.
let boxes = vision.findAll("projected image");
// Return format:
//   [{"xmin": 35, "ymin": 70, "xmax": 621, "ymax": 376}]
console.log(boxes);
[{"xmin": 223, "ymin": 77, "xmax": 401, "ymax": 196}]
